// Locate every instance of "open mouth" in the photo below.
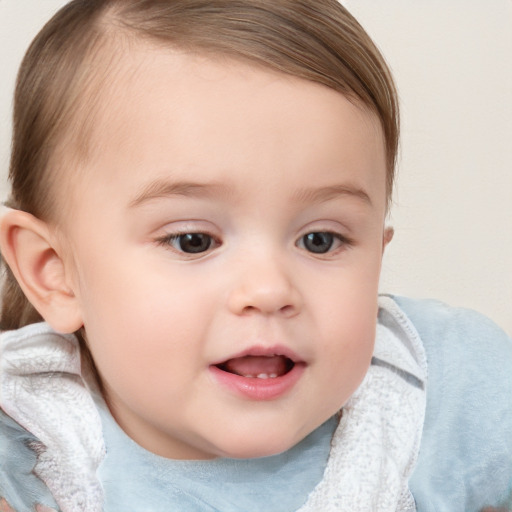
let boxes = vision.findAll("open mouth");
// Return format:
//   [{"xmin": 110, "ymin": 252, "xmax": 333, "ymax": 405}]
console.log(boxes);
[
  {"xmin": 215, "ymin": 355, "xmax": 296, "ymax": 379},
  {"xmin": 210, "ymin": 349, "xmax": 306, "ymax": 400}
]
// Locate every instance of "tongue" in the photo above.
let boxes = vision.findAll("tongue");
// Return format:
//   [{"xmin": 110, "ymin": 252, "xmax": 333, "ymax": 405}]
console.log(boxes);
[{"xmin": 221, "ymin": 355, "xmax": 291, "ymax": 377}]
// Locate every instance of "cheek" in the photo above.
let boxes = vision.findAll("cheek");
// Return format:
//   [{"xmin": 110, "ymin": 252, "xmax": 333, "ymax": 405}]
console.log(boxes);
[
  {"xmin": 315, "ymin": 309, "xmax": 376, "ymax": 414},
  {"xmin": 74, "ymin": 252, "xmax": 212, "ymax": 378},
  {"xmin": 310, "ymin": 262, "xmax": 380, "ymax": 389},
  {"xmin": 321, "ymin": 300, "xmax": 376, "ymax": 372}
]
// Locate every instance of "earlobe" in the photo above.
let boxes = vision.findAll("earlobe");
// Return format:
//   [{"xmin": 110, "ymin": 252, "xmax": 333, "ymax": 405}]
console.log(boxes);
[
  {"xmin": 0, "ymin": 209, "xmax": 83, "ymax": 333},
  {"xmin": 382, "ymin": 226, "xmax": 394, "ymax": 252}
]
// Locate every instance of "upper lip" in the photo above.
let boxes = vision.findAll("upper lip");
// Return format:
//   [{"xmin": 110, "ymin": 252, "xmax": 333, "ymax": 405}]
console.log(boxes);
[{"xmin": 210, "ymin": 345, "xmax": 305, "ymax": 367}]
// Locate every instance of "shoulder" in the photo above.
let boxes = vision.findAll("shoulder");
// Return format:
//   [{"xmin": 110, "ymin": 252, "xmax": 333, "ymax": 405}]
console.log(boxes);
[
  {"xmin": 392, "ymin": 296, "xmax": 512, "ymax": 512},
  {"xmin": 393, "ymin": 295, "xmax": 511, "ymax": 354},
  {"xmin": 394, "ymin": 295, "xmax": 512, "ymax": 410},
  {"xmin": 394, "ymin": 295, "xmax": 512, "ymax": 395},
  {"xmin": 0, "ymin": 408, "xmax": 60, "ymax": 511}
]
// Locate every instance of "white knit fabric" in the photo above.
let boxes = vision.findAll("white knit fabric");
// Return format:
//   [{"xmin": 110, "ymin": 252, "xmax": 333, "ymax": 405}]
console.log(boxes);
[
  {"xmin": 298, "ymin": 296, "xmax": 427, "ymax": 512},
  {"xmin": 0, "ymin": 296, "xmax": 426, "ymax": 512},
  {"xmin": 0, "ymin": 324, "xmax": 105, "ymax": 512}
]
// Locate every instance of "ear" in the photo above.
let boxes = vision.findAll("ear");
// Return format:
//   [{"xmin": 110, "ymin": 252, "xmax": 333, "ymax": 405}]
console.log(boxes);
[
  {"xmin": 0, "ymin": 209, "xmax": 83, "ymax": 333},
  {"xmin": 382, "ymin": 226, "xmax": 394, "ymax": 253}
]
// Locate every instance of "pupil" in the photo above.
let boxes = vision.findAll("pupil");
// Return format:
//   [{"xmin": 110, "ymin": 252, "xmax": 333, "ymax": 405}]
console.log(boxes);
[
  {"xmin": 304, "ymin": 232, "xmax": 333, "ymax": 254},
  {"xmin": 179, "ymin": 234, "xmax": 211, "ymax": 253}
]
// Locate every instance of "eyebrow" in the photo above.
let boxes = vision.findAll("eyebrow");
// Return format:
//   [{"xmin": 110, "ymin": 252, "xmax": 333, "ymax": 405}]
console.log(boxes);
[
  {"xmin": 128, "ymin": 178, "xmax": 372, "ymax": 208},
  {"xmin": 292, "ymin": 184, "xmax": 373, "ymax": 206},
  {"xmin": 128, "ymin": 179, "xmax": 232, "ymax": 207}
]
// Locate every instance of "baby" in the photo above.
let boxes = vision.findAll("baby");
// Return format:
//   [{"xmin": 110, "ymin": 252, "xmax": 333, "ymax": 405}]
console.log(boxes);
[{"xmin": 0, "ymin": 1, "xmax": 511, "ymax": 511}]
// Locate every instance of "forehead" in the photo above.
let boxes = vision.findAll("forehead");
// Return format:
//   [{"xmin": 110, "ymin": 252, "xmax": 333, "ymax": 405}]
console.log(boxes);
[{"xmin": 68, "ymin": 45, "xmax": 386, "ymax": 212}]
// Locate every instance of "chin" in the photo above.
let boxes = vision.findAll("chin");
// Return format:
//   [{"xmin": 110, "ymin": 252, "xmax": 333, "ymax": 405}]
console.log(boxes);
[{"xmin": 215, "ymin": 430, "xmax": 304, "ymax": 460}]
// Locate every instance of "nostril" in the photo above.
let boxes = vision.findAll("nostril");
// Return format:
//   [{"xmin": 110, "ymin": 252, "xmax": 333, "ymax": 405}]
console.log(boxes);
[
  {"xmin": 241, "ymin": 305, "xmax": 256, "ymax": 313},
  {"xmin": 279, "ymin": 304, "xmax": 296, "ymax": 316},
  {"xmin": 240, "ymin": 304, "xmax": 296, "ymax": 316}
]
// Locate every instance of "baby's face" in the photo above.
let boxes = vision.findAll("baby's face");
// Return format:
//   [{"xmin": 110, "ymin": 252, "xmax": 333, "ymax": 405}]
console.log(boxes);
[{"xmin": 60, "ymin": 46, "xmax": 388, "ymax": 460}]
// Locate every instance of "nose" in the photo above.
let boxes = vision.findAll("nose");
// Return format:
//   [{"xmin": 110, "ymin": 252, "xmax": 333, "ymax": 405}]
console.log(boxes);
[{"xmin": 227, "ymin": 254, "xmax": 302, "ymax": 318}]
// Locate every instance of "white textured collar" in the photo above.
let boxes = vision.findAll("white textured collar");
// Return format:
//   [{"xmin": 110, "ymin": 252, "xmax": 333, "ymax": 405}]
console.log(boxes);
[
  {"xmin": 1, "ymin": 324, "xmax": 105, "ymax": 512},
  {"xmin": 298, "ymin": 296, "xmax": 427, "ymax": 512}
]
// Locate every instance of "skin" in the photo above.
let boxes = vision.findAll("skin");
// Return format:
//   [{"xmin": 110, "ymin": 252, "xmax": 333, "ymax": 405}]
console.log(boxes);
[{"xmin": 10, "ymin": 46, "xmax": 392, "ymax": 460}]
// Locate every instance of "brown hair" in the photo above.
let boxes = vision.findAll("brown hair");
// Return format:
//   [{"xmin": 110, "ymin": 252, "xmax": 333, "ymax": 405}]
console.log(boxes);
[{"xmin": 1, "ymin": 0, "xmax": 399, "ymax": 332}]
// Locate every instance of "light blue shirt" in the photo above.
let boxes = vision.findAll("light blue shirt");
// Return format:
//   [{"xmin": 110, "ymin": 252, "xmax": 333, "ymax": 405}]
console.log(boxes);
[
  {"xmin": 398, "ymin": 296, "xmax": 512, "ymax": 512},
  {"xmin": 98, "ymin": 405, "xmax": 337, "ymax": 512}
]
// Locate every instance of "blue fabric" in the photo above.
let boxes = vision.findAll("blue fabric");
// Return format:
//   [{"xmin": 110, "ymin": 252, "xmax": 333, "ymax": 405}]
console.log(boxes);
[
  {"xmin": 1, "ymin": 296, "xmax": 511, "ymax": 511},
  {"xmin": 0, "ymin": 410, "xmax": 60, "ymax": 511},
  {"xmin": 397, "ymin": 296, "xmax": 512, "ymax": 512},
  {"xmin": 97, "ymin": 403, "xmax": 336, "ymax": 512}
]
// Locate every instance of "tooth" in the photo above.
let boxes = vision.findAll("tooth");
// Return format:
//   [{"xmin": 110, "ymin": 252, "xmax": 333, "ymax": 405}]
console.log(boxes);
[
  {"xmin": 269, "ymin": 373, "xmax": 278, "ymax": 379},
  {"xmin": 257, "ymin": 373, "xmax": 269, "ymax": 379}
]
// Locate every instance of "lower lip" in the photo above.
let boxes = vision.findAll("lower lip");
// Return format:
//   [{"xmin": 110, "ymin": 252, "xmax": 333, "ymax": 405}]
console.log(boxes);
[{"xmin": 209, "ymin": 364, "xmax": 306, "ymax": 401}]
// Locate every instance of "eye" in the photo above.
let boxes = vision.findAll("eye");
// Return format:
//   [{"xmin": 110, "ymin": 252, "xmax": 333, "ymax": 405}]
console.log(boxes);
[
  {"xmin": 298, "ymin": 232, "xmax": 346, "ymax": 254},
  {"xmin": 159, "ymin": 233, "xmax": 216, "ymax": 254}
]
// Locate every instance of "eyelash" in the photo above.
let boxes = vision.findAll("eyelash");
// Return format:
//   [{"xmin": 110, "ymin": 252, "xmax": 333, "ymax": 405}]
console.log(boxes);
[
  {"xmin": 156, "ymin": 232, "xmax": 221, "ymax": 255},
  {"xmin": 156, "ymin": 230, "xmax": 352, "ymax": 257},
  {"xmin": 296, "ymin": 231, "xmax": 352, "ymax": 255}
]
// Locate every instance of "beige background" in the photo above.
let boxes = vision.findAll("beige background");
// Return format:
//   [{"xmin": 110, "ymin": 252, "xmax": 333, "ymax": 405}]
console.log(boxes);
[{"xmin": 1, "ymin": 1, "xmax": 511, "ymax": 335}]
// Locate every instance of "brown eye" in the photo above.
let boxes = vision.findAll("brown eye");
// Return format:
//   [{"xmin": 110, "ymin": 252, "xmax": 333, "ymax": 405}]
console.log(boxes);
[{"xmin": 167, "ymin": 233, "xmax": 214, "ymax": 253}]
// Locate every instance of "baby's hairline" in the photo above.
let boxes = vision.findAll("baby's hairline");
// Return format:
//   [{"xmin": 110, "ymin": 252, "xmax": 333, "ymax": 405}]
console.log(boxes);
[
  {"xmin": 55, "ymin": 68, "xmax": 389, "ymax": 229},
  {"xmin": 12, "ymin": 0, "xmax": 398, "ymax": 226},
  {"xmin": 46, "ymin": 27, "xmax": 391, "ymax": 222}
]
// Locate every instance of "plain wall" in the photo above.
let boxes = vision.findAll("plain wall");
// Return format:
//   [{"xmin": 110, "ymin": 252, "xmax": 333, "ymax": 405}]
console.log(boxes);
[
  {"xmin": 344, "ymin": 1, "xmax": 512, "ymax": 335},
  {"xmin": 1, "ymin": 1, "xmax": 511, "ymax": 335}
]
